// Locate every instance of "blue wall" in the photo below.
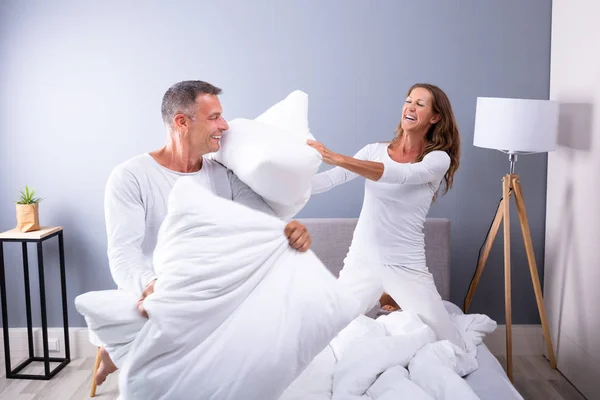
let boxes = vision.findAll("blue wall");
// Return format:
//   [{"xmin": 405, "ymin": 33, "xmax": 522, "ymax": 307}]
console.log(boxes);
[{"xmin": 0, "ymin": 0, "xmax": 553, "ymax": 327}]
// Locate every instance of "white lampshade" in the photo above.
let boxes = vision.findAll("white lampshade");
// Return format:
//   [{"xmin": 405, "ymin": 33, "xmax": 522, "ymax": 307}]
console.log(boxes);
[{"xmin": 473, "ymin": 97, "xmax": 560, "ymax": 153}]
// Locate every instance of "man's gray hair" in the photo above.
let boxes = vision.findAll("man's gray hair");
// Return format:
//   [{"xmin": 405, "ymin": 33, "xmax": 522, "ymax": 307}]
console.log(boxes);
[{"xmin": 161, "ymin": 80, "xmax": 222, "ymax": 127}]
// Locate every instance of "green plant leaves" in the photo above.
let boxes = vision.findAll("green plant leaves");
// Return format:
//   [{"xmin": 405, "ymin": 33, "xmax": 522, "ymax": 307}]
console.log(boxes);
[{"xmin": 17, "ymin": 185, "xmax": 42, "ymax": 204}]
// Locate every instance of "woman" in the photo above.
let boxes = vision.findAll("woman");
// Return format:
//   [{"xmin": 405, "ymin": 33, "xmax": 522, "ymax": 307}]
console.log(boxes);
[{"xmin": 308, "ymin": 83, "xmax": 465, "ymax": 350}]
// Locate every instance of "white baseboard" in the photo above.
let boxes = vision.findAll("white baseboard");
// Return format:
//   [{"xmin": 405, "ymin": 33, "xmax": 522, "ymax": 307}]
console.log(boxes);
[
  {"xmin": 0, "ymin": 324, "xmax": 543, "ymax": 361},
  {"xmin": 0, "ymin": 327, "xmax": 97, "ymax": 360},
  {"xmin": 483, "ymin": 324, "xmax": 544, "ymax": 356}
]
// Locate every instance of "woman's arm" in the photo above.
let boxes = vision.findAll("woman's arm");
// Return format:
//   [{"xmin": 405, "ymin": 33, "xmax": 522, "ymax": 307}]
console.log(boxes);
[
  {"xmin": 311, "ymin": 167, "xmax": 359, "ymax": 194},
  {"xmin": 333, "ymin": 154, "xmax": 384, "ymax": 181},
  {"xmin": 379, "ymin": 151, "xmax": 450, "ymax": 185},
  {"xmin": 308, "ymin": 140, "xmax": 384, "ymax": 182},
  {"xmin": 307, "ymin": 140, "xmax": 450, "ymax": 185},
  {"xmin": 310, "ymin": 142, "xmax": 372, "ymax": 194}
]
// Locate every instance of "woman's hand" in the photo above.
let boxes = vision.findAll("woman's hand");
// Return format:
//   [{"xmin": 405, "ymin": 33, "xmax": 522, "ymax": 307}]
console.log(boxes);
[
  {"xmin": 308, "ymin": 139, "xmax": 384, "ymax": 181},
  {"xmin": 307, "ymin": 140, "xmax": 341, "ymax": 166}
]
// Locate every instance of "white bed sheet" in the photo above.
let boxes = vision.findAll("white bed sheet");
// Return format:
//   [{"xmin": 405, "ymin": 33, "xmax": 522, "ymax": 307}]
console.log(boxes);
[{"xmin": 278, "ymin": 301, "xmax": 524, "ymax": 400}]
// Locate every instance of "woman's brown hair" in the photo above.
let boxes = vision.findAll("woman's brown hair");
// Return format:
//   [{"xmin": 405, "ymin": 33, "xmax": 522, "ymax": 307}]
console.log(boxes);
[{"xmin": 393, "ymin": 83, "xmax": 461, "ymax": 198}]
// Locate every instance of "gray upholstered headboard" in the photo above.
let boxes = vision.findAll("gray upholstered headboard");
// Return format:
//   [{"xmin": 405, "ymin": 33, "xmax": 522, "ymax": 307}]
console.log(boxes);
[{"xmin": 298, "ymin": 217, "xmax": 451, "ymax": 300}]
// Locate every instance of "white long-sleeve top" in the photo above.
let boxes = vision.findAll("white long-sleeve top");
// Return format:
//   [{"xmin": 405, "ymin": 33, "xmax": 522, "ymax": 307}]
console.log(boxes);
[
  {"xmin": 104, "ymin": 153, "xmax": 275, "ymax": 296},
  {"xmin": 312, "ymin": 142, "xmax": 450, "ymax": 268}
]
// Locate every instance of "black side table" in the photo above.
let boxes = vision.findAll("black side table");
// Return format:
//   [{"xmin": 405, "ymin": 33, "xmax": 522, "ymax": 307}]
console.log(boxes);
[{"xmin": 0, "ymin": 226, "xmax": 70, "ymax": 379}]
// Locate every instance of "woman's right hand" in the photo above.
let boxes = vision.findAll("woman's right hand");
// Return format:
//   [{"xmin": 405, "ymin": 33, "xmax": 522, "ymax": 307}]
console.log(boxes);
[{"xmin": 307, "ymin": 140, "xmax": 341, "ymax": 165}]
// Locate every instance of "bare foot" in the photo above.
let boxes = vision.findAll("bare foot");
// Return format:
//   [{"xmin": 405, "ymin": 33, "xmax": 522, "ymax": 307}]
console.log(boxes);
[
  {"xmin": 379, "ymin": 292, "xmax": 401, "ymax": 312},
  {"xmin": 96, "ymin": 347, "xmax": 118, "ymax": 386}
]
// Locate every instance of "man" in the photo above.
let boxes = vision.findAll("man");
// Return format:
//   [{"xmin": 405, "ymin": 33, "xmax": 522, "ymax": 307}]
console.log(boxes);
[{"xmin": 95, "ymin": 80, "xmax": 312, "ymax": 385}]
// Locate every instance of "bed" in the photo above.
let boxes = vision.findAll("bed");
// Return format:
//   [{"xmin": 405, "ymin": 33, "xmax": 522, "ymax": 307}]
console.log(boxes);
[{"xmin": 278, "ymin": 217, "xmax": 524, "ymax": 400}]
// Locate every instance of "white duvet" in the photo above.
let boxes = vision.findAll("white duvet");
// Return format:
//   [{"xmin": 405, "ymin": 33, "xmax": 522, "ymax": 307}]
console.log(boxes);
[
  {"xmin": 318, "ymin": 311, "xmax": 496, "ymax": 400},
  {"xmin": 75, "ymin": 176, "xmax": 358, "ymax": 400}
]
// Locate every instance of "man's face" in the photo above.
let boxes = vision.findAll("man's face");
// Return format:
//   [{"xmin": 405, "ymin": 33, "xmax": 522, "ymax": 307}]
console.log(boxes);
[{"xmin": 177, "ymin": 94, "xmax": 229, "ymax": 155}]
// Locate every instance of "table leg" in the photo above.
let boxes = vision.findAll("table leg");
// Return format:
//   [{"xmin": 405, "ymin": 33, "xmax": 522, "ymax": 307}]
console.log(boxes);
[
  {"xmin": 22, "ymin": 243, "xmax": 34, "ymax": 359},
  {"xmin": 36, "ymin": 242, "xmax": 50, "ymax": 377},
  {"xmin": 58, "ymin": 232, "xmax": 70, "ymax": 360},
  {"xmin": 0, "ymin": 242, "xmax": 11, "ymax": 375}
]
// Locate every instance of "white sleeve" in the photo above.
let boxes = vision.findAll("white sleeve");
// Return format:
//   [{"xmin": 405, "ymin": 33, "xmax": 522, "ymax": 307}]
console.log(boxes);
[
  {"xmin": 104, "ymin": 167, "xmax": 156, "ymax": 296},
  {"xmin": 311, "ymin": 144, "xmax": 372, "ymax": 194},
  {"xmin": 379, "ymin": 150, "xmax": 450, "ymax": 185},
  {"xmin": 228, "ymin": 170, "xmax": 276, "ymax": 217}
]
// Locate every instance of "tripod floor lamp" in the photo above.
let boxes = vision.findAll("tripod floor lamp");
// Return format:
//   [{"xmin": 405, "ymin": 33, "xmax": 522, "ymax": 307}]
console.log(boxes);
[{"xmin": 463, "ymin": 97, "xmax": 560, "ymax": 381}]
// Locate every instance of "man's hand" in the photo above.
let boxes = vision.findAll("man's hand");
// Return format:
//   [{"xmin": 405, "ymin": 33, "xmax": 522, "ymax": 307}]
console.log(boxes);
[
  {"xmin": 137, "ymin": 279, "xmax": 156, "ymax": 318},
  {"xmin": 284, "ymin": 220, "xmax": 312, "ymax": 252}
]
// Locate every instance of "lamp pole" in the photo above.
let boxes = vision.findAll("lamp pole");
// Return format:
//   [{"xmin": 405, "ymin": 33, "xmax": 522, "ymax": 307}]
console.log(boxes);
[{"xmin": 509, "ymin": 152, "xmax": 518, "ymax": 174}]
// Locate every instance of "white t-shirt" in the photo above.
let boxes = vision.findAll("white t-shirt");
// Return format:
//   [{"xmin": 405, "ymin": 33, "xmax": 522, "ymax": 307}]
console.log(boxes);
[
  {"xmin": 311, "ymin": 142, "xmax": 450, "ymax": 268},
  {"xmin": 104, "ymin": 153, "xmax": 275, "ymax": 296}
]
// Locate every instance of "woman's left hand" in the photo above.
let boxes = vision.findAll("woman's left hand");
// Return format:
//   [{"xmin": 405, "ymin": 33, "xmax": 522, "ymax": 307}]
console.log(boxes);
[{"xmin": 307, "ymin": 140, "xmax": 341, "ymax": 165}]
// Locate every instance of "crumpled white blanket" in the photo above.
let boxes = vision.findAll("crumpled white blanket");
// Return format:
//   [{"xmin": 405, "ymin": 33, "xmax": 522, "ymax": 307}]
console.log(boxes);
[
  {"xmin": 75, "ymin": 176, "xmax": 358, "ymax": 400},
  {"xmin": 329, "ymin": 310, "xmax": 496, "ymax": 400}
]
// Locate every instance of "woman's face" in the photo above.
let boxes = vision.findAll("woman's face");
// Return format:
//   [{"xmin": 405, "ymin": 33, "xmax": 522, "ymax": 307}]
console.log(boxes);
[{"xmin": 400, "ymin": 87, "xmax": 440, "ymax": 134}]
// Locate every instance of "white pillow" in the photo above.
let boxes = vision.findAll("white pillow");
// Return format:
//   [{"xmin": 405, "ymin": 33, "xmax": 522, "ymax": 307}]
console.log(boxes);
[
  {"xmin": 214, "ymin": 90, "xmax": 321, "ymax": 219},
  {"xmin": 255, "ymin": 90, "xmax": 315, "ymax": 141}
]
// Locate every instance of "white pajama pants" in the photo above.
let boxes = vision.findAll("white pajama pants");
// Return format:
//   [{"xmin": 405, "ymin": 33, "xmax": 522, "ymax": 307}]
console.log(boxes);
[
  {"xmin": 77, "ymin": 290, "xmax": 145, "ymax": 369},
  {"xmin": 337, "ymin": 255, "xmax": 467, "ymax": 352}
]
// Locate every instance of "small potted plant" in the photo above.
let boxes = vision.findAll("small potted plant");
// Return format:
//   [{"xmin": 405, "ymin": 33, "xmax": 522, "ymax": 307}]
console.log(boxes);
[{"xmin": 16, "ymin": 185, "xmax": 41, "ymax": 232}]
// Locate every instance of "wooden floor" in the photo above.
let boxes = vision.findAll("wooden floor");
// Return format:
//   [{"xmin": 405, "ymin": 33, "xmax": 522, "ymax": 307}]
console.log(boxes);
[
  {"xmin": 0, "ymin": 357, "xmax": 118, "ymax": 400},
  {"xmin": 496, "ymin": 356, "xmax": 587, "ymax": 400},
  {"xmin": 0, "ymin": 355, "xmax": 587, "ymax": 399}
]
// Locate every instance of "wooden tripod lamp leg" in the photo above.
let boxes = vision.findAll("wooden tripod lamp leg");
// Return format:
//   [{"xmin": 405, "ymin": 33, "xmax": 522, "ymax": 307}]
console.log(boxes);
[
  {"xmin": 503, "ymin": 175, "xmax": 513, "ymax": 382},
  {"xmin": 463, "ymin": 198, "xmax": 505, "ymax": 313},
  {"xmin": 512, "ymin": 177, "xmax": 557, "ymax": 369},
  {"xmin": 90, "ymin": 347, "xmax": 101, "ymax": 397}
]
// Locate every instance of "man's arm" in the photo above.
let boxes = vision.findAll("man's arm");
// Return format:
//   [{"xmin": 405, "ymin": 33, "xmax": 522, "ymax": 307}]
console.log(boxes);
[
  {"xmin": 227, "ymin": 169, "xmax": 276, "ymax": 216},
  {"xmin": 104, "ymin": 167, "xmax": 156, "ymax": 297}
]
